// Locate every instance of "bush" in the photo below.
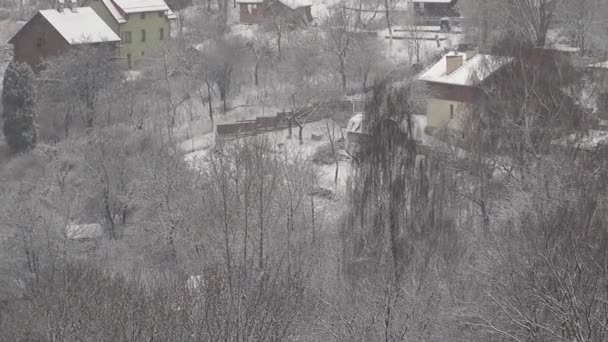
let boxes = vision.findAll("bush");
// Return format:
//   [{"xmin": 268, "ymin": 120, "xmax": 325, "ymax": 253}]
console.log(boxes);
[
  {"xmin": 2, "ymin": 60, "xmax": 38, "ymax": 153},
  {"xmin": 311, "ymin": 142, "xmax": 336, "ymax": 165}
]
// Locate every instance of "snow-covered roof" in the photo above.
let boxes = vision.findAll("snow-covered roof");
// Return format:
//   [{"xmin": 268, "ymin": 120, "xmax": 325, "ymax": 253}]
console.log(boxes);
[
  {"xmin": 278, "ymin": 0, "xmax": 312, "ymax": 9},
  {"xmin": 545, "ymin": 43, "xmax": 579, "ymax": 53},
  {"xmin": 113, "ymin": 0, "xmax": 169, "ymax": 12},
  {"xmin": 96, "ymin": 0, "xmax": 176, "ymax": 19},
  {"xmin": 66, "ymin": 223, "xmax": 104, "ymax": 239},
  {"xmin": 418, "ymin": 52, "xmax": 512, "ymax": 86},
  {"xmin": 101, "ymin": 0, "xmax": 126, "ymax": 23},
  {"xmin": 587, "ymin": 60, "xmax": 608, "ymax": 69},
  {"xmin": 412, "ymin": 0, "xmax": 453, "ymax": 3},
  {"xmin": 346, "ymin": 113, "xmax": 363, "ymax": 133},
  {"xmin": 552, "ymin": 130, "xmax": 608, "ymax": 150},
  {"xmin": 9, "ymin": 7, "xmax": 120, "ymax": 45},
  {"xmin": 40, "ymin": 8, "xmax": 120, "ymax": 44}
]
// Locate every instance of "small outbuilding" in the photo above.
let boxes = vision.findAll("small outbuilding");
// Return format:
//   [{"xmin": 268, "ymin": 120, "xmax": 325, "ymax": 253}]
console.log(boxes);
[
  {"xmin": 417, "ymin": 49, "xmax": 512, "ymax": 132},
  {"xmin": 411, "ymin": 0, "xmax": 458, "ymax": 17},
  {"xmin": 236, "ymin": 0, "xmax": 313, "ymax": 26}
]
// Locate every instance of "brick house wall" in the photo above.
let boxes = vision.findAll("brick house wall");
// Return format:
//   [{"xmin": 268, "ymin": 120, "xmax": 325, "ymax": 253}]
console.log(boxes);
[
  {"xmin": 11, "ymin": 12, "xmax": 69, "ymax": 71},
  {"xmin": 238, "ymin": 0, "xmax": 312, "ymax": 25},
  {"xmin": 239, "ymin": 2, "xmax": 270, "ymax": 24}
]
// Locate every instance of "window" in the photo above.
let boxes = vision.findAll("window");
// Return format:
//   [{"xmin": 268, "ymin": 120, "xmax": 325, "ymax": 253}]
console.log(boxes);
[
  {"xmin": 127, "ymin": 53, "xmax": 132, "ymax": 69},
  {"xmin": 125, "ymin": 14, "xmax": 129, "ymax": 20},
  {"xmin": 36, "ymin": 37, "xmax": 45, "ymax": 48},
  {"xmin": 159, "ymin": 27, "xmax": 164, "ymax": 40},
  {"xmin": 450, "ymin": 104, "xmax": 454, "ymax": 119},
  {"xmin": 121, "ymin": 31, "xmax": 132, "ymax": 43},
  {"xmin": 141, "ymin": 29, "xmax": 146, "ymax": 42},
  {"xmin": 158, "ymin": 11, "xmax": 164, "ymax": 17},
  {"xmin": 140, "ymin": 12, "xmax": 145, "ymax": 19},
  {"xmin": 141, "ymin": 51, "xmax": 144, "ymax": 56}
]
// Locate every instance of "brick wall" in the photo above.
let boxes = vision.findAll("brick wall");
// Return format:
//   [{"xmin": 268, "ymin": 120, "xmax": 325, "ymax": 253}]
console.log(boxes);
[{"xmin": 11, "ymin": 12, "xmax": 68, "ymax": 71}]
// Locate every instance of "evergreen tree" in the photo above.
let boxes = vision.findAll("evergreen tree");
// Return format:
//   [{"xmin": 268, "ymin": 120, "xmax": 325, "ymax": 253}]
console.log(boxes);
[{"xmin": 2, "ymin": 60, "xmax": 38, "ymax": 153}]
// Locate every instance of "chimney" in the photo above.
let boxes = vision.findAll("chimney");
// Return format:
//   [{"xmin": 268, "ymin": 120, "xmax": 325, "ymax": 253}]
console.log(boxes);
[
  {"xmin": 57, "ymin": 0, "xmax": 64, "ymax": 12},
  {"xmin": 446, "ymin": 53, "xmax": 463, "ymax": 74},
  {"xmin": 465, "ymin": 48, "xmax": 478, "ymax": 60}
]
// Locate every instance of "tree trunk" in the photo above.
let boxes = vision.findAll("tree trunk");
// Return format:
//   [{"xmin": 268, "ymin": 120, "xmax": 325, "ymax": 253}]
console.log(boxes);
[
  {"xmin": 298, "ymin": 124, "xmax": 303, "ymax": 145},
  {"xmin": 254, "ymin": 59, "xmax": 260, "ymax": 87},
  {"xmin": 481, "ymin": 6, "xmax": 488, "ymax": 49},
  {"xmin": 104, "ymin": 190, "xmax": 116, "ymax": 239},
  {"xmin": 206, "ymin": 81, "xmax": 214, "ymax": 123},
  {"xmin": 384, "ymin": 0, "xmax": 392, "ymax": 56},
  {"xmin": 258, "ymin": 192, "xmax": 264, "ymax": 269},
  {"xmin": 277, "ymin": 30, "xmax": 282, "ymax": 60},
  {"xmin": 243, "ymin": 191, "xmax": 249, "ymax": 267},
  {"xmin": 85, "ymin": 104, "xmax": 95, "ymax": 129},
  {"xmin": 339, "ymin": 57, "xmax": 347, "ymax": 92},
  {"xmin": 168, "ymin": 226, "xmax": 177, "ymax": 264},
  {"xmin": 311, "ymin": 195, "xmax": 316, "ymax": 242},
  {"xmin": 356, "ymin": 0, "xmax": 363, "ymax": 28},
  {"xmin": 64, "ymin": 109, "xmax": 72, "ymax": 139},
  {"xmin": 223, "ymin": 95, "xmax": 227, "ymax": 113}
]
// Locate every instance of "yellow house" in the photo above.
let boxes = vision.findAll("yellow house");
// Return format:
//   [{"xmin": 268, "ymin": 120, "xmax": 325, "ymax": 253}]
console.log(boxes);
[
  {"xmin": 418, "ymin": 50, "xmax": 512, "ymax": 133},
  {"xmin": 83, "ymin": 0, "xmax": 175, "ymax": 68}
]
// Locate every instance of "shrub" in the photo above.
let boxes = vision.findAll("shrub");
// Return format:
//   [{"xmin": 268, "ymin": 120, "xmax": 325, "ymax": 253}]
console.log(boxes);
[{"xmin": 2, "ymin": 60, "xmax": 38, "ymax": 153}]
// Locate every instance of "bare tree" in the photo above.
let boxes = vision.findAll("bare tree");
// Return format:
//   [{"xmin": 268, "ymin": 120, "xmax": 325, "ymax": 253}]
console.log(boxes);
[
  {"xmin": 319, "ymin": 7, "xmax": 358, "ymax": 92},
  {"xmin": 559, "ymin": 0, "xmax": 608, "ymax": 55},
  {"xmin": 39, "ymin": 45, "xmax": 123, "ymax": 133},
  {"xmin": 498, "ymin": 0, "xmax": 562, "ymax": 47},
  {"xmin": 141, "ymin": 43, "xmax": 192, "ymax": 138},
  {"xmin": 247, "ymin": 38, "xmax": 273, "ymax": 87}
]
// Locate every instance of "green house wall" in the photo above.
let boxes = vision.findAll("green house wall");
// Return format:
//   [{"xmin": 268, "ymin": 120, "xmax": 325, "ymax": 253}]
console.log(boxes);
[
  {"xmin": 86, "ymin": 0, "xmax": 171, "ymax": 68},
  {"xmin": 119, "ymin": 11, "xmax": 170, "ymax": 67}
]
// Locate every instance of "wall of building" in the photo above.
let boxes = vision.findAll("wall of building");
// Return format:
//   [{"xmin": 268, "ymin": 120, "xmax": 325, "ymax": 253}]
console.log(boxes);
[
  {"xmin": 239, "ymin": 3, "xmax": 269, "ymax": 24},
  {"xmin": 426, "ymin": 98, "xmax": 468, "ymax": 131},
  {"xmin": 119, "ymin": 11, "xmax": 171, "ymax": 67},
  {"xmin": 86, "ymin": 0, "xmax": 171, "ymax": 68},
  {"xmin": 86, "ymin": 0, "xmax": 120, "ymax": 34},
  {"xmin": 427, "ymin": 82, "xmax": 479, "ymax": 103},
  {"xmin": 269, "ymin": 2, "xmax": 312, "ymax": 25},
  {"xmin": 12, "ymin": 13, "xmax": 68, "ymax": 71}
]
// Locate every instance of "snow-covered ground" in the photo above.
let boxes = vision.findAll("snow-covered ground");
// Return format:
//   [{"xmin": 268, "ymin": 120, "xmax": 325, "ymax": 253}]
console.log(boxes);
[
  {"xmin": 176, "ymin": 0, "xmax": 466, "ymax": 194},
  {"xmin": 174, "ymin": 86, "xmax": 283, "ymax": 150},
  {"xmin": 184, "ymin": 119, "xmax": 331, "ymax": 160},
  {"xmin": 183, "ymin": 119, "xmax": 354, "ymax": 192}
]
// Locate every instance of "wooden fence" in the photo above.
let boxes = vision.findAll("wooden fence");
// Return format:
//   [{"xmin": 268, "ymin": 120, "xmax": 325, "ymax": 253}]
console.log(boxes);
[
  {"xmin": 216, "ymin": 114, "xmax": 290, "ymax": 140},
  {"xmin": 215, "ymin": 100, "xmax": 356, "ymax": 140}
]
